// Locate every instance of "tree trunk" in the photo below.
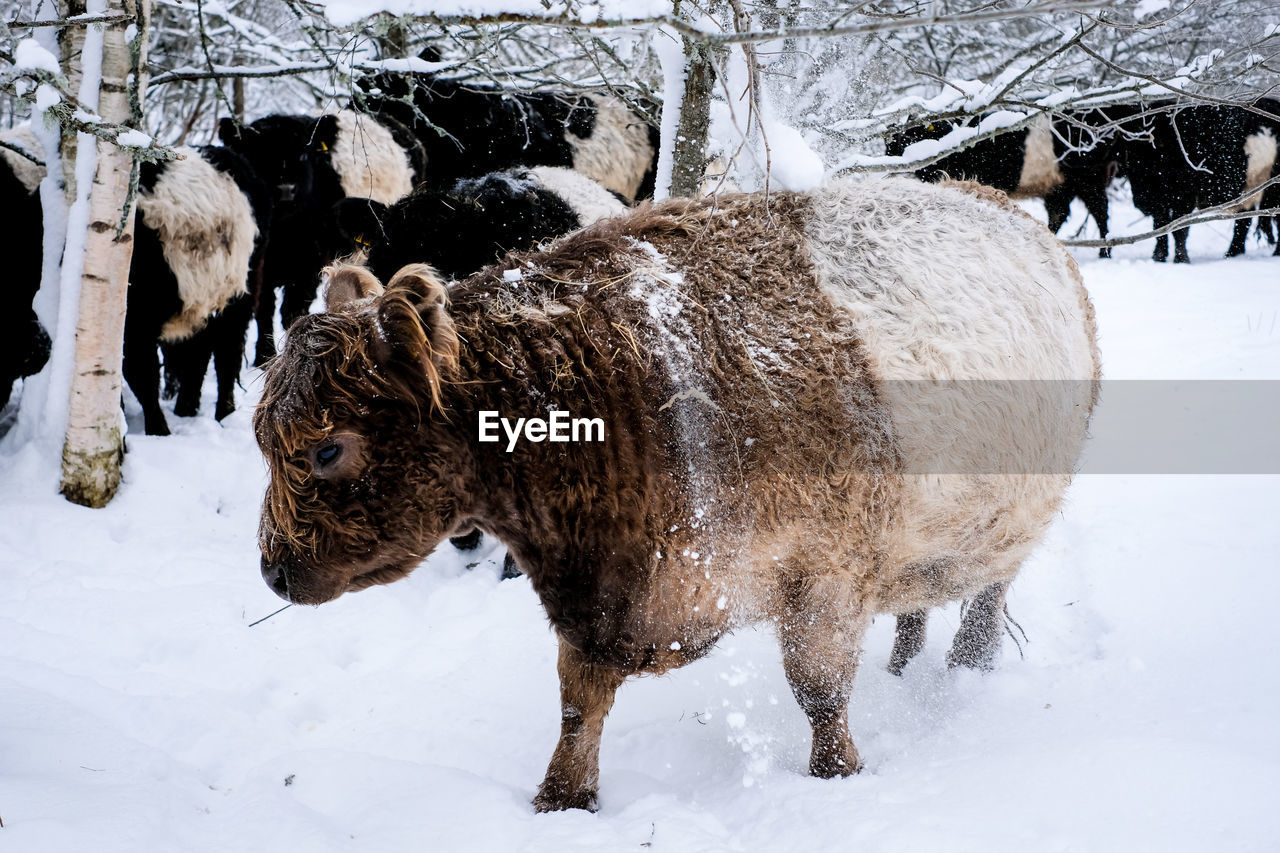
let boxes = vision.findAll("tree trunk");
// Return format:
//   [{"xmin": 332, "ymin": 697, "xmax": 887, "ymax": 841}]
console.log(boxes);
[
  {"xmin": 668, "ymin": 36, "xmax": 716, "ymax": 198},
  {"xmin": 58, "ymin": 0, "xmax": 88, "ymax": 203},
  {"xmin": 232, "ymin": 76, "xmax": 245, "ymax": 123},
  {"xmin": 60, "ymin": 0, "xmax": 150, "ymax": 508}
]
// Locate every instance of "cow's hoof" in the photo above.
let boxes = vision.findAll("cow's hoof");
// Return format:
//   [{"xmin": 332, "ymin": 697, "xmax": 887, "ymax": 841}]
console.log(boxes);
[
  {"xmin": 1174, "ymin": 255, "xmax": 1190, "ymax": 264},
  {"xmin": 809, "ymin": 750, "xmax": 862, "ymax": 779},
  {"xmin": 1098, "ymin": 247, "xmax": 1112, "ymax": 259},
  {"xmin": 533, "ymin": 784, "xmax": 598, "ymax": 813}
]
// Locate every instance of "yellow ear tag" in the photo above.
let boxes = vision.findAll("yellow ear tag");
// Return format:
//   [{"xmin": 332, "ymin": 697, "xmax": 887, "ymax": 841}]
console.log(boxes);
[
  {"xmin": 318, "ymin": 142, "xmax": 329, "ymax": 152},
  {"xmin": 355, "ymin": 234, "xmax": 370, "ymax": 248}
]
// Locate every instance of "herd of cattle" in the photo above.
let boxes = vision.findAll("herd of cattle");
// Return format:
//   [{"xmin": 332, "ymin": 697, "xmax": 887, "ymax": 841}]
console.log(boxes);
[
  {"xmin": 1, "ymin": 65, "xmax": 1277, "ymax": 434},
  {"xmin": 886, "ymin": 100, "xmax": 1280, "ymax": 262}
]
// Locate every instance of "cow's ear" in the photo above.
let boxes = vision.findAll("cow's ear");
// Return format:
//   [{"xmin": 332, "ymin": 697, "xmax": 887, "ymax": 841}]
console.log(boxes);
[
  {"xmin": 217, "ymin": 117, "xmax": 241, "ymax": 145},
  {"xmin": 387, "ymin": 264, "xmax": 453, "ymax": 346},
  {"xmin": 333, "ymin": 197, "xmax": 389, "ymax": 248},
  {"xmin": 322, "ymin": 263, "xmax": 384, "ymax": 313},
  {"xmin": 378, "ymin": 264, "xmax": 459, "ymax": 405}
]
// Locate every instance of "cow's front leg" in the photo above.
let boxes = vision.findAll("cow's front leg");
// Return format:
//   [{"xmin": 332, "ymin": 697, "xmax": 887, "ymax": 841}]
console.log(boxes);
[{"xmin": 534, "ymin": 636, "xmax": 625, "ymax": 813}]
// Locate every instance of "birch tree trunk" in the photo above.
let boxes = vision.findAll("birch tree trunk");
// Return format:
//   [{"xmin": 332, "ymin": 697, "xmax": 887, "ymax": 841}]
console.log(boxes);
[
  {"xmin": 668, "ymin": 35, "xmax": 716, "ymax": 198},
  {"xmin": 60, "ymin": 0, "xmax": 150, "ymax": 508}
]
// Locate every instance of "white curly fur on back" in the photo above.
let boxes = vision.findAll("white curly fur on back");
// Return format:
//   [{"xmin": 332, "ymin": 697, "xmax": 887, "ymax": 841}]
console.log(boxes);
[
  {"xmin": 1013, "ymin": 114, "xmax": 1064, "ymax": 198},
  {"xmin": 804, "ymin": 177, "xmax": 1099, "ymax": 612},
  {"xmin": 138, "ymin": 147, "xmax": 258, "ymax": 343},
  {"xmin": 567, "ymin": 96, "xmax": 654, "ymax": 202},
  {"xmin": 1235, "ymin": 128, "xmax": 1277, "ymax": 211},
  {"xmin": 0, "ymin": 123, "xmax": 45, "ymax": 194},
  {"xmin": 331, "ymin": 110, "xmax": 414, "ymax": 205},
  {"xmin": 529, "ymin": 166, "xmax": 627, "ymax": 224}
]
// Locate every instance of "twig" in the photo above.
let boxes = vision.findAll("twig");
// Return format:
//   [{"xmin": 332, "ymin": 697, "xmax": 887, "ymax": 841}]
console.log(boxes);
[{"xmin": 248, "ymin": 604, "xmax": 293, "ymax": 627}]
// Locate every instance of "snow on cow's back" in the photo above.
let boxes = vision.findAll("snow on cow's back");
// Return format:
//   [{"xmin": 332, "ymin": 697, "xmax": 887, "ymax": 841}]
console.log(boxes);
[
  {"xmin": 528, "ymin": 166, "xmax": 628, "ymax": 225},
  {"xmin": 330, "ymin": 110, "xmax": 414, "ymax": 206},
  {"xmin": 804, "ymin": 176, "xmax": 1100, "ymax": 608}
]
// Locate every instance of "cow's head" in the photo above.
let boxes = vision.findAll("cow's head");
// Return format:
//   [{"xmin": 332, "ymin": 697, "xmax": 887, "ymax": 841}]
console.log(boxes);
[
  {"xmin": 254, "ymin": 263, "xmax": 463, "ymax": 604},
  {"xmin": 884, "ymin": 118, "xmax": 957, "ymax": 181},
  {"xmin": 219, "ymin": 114, "xmax": 340, "ymax": 205}
]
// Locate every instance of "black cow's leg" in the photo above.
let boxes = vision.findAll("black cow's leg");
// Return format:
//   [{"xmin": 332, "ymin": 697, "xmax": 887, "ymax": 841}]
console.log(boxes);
[
  {"xmin": 254, "ymin": 283, "xmax": 278, "ymax": 367},
  {"xmin": 1151, "ymin": 211, "xmax": 1170, "ymax": 262},
  {"xmin": 123, "ymin": 331, "xmax": 169, "ymax": 436},
  {"xmin": 946, "ymin": 581, "xmax": 1011, "ymax": 671},
  {"xmin": 1043, "ymin": 185, "xmax": 1072, "ymax": 235},
  {"xmin": 171, "ymin": 331, "xmax": 213, "ymax": 419},
  {"xmin": 1226, "ymin": 217, "xmax": 1250, "ymax": 257},
  {"xmin": 887, "ymin": 610, "xmax": 927, "ymax": 676},
  {"xmin": 161, "ymin": 342, "xmax": 180, "ymax": 400},
  {"xmin": 1080, "ymin": 183, "xmax": 1111, "ymax": 258},
  {"xmin": 280, "ymin": 278, "xmax": 320, "ymax": 332},
  {"xmin": 212, "ymin": 292, "xmax": 253, "ymax": 421},
  {"xmin": 1173, "ymin": 225, "xmax": 1191, "ymax": 264}
]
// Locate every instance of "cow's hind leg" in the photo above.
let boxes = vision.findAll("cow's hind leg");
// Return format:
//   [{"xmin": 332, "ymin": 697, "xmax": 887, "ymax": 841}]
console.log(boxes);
[
  {"xmin": 534, "ymin": 637, "xmax": 625, "ymax": 813},
  {"xmin": 946, "ymin": 580, "xmax": 1011, "ymax": 671},
  {"xmin": 1226, "ymin": 217, "xmax": 1251, "ymax": 257},
  {"xmin": 778, "ymin": 582, "xmax": 869, "ymax": 778},
  {"xmin": 887, "ymin": 610, "xmax": 927, "ymax": 676}
]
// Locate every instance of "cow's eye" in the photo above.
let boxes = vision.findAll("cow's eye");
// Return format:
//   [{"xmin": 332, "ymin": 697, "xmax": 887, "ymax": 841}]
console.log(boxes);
[{"xmin": 316, "ymin": 443, "xmax": 342, "ymax": 467}]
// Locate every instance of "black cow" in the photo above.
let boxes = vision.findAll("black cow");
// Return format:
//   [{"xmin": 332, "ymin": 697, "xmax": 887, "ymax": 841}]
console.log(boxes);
[
  {"xmin": 885, "ymin": 111, "xmax": 1123, "ymax": 258},
  {"xmin": 125, "ymin": 145, "xmax": 267, "ymax": 435},
  {"xmin": 217, "ymin": 111, "xmax": 416, "ymax": 364},
  {"xmin": 0, "ymin": 129, "xmax": 49, "ymax": 412},
  {"xmin": 332, "ymin": 166, "xmax": 626, "ymax": 282},
  {"xmin": 159, "ymin": 146, "xmax": 273, "ymax": 425},
  {"xmin": 354, "ymin": 67, "xmax": 660, "ymax": 203},
  {"xmin": 1117, "ymin": 100, "xmax": 1279, "ymax": 262}
]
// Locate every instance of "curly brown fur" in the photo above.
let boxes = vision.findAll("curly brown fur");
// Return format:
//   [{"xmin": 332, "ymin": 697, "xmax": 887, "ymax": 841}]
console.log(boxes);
[{"xmin": 253, "ymin": 178, "xmax": 1096, "ymax": 811}]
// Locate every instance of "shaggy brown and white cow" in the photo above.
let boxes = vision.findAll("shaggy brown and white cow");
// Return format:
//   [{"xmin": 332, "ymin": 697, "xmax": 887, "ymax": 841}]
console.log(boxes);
[{"xmin": 254, "ymin": 177, "xmax": 1100, "ymax": 812}]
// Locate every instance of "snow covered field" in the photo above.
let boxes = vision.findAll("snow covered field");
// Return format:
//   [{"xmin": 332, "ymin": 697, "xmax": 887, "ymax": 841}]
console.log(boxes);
[{"xmin": 1, "ymin": 194, "xmax": 1278, "ymax": 852}]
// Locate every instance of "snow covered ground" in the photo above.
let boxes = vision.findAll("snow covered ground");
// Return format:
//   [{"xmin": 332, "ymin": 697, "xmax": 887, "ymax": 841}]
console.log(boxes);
[{"xmin": 1, "ymin": 192, "xmax": 1278, "ymax": 852}]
